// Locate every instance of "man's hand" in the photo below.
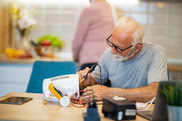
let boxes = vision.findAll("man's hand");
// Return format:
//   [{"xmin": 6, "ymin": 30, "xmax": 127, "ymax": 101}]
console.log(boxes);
[
  {"xmin": 81, "ymin": 85, "xmax": 111, "ymax": 101},
  {"xmin": 76, "ymin": 67, "xmax": 95, "ymax": 89},
  {"xmin": 80, "ymin": 82, "xmax": 159, "ymax": 102}
]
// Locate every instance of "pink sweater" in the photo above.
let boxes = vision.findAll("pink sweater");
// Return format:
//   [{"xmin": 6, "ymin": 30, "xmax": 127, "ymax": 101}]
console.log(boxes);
[{"xmin": 72, "ymin": 1, "xmax": 114, "ymax": 65}]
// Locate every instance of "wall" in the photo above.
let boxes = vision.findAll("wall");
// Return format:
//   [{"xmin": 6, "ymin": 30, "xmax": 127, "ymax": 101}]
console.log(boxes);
[
  {"xmin": 116, "ymin": 1, "xmax": 182, "ymax": 62},
  {"xmin": 13, "ymin": 0, "xmax": 182, "ymax": 64}
]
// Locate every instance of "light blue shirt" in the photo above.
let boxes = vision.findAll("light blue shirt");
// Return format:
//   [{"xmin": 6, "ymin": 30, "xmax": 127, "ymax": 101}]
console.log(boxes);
[{"xmin": 91, "ymin": 42, "xmax": 168, "ymax": 88}]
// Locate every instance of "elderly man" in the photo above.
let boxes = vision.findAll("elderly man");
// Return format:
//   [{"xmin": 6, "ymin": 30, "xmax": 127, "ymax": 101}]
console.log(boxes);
[{"xmin": 77, "ymin": 16, "xmax": 168, "ymax": 102}]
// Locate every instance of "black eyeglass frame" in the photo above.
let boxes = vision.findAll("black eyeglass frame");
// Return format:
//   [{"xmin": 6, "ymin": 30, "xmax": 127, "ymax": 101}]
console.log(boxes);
[{"xmin": 106, "ymin": 34, "xmax": 141, "ymax": 53}]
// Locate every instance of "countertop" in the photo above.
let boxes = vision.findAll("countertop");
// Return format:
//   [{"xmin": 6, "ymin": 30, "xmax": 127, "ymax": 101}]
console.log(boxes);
[{"xmin": 0, "ymin": 57, "xmax": 72, "ymax": 64}]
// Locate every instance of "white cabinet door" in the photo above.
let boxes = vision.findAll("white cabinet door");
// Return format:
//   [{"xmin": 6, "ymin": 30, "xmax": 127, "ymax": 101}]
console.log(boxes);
[{"xmin": 0, "ymin": 64, "xmax": 33, "ymax": 97}]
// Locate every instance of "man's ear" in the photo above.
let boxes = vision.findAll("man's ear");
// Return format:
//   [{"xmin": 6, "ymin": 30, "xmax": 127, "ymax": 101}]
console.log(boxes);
[{"xmin": 134, "ymin": 44, "xmax": 142, "ymax": 52}]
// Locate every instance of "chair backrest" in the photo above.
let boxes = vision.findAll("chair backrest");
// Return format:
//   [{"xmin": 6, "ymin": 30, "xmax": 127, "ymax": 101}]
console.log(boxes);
[{"xmin": 26, "ymin": 61, "xmax": 76, "ymax": 93}]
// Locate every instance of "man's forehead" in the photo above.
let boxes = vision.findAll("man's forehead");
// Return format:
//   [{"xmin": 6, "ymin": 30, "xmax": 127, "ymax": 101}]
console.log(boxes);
[{"xmin": 112, "ymin": 30, "xmax": 133, "ymax": 45}]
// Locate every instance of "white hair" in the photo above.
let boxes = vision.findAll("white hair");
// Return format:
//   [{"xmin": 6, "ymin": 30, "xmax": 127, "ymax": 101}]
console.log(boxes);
[
  {"xmin": 89, "ymin": 0, "xmax": 95, "ymax": 3},
  {"xmin": 114, "ymin": 16, "xmax": 144, "ymax": 44}
]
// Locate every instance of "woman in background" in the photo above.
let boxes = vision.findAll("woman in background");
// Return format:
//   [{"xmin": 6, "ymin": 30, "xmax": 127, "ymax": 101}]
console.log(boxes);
[{"xmin": 72, "ymin": 0, "xmax": 116, "ymax": 70}]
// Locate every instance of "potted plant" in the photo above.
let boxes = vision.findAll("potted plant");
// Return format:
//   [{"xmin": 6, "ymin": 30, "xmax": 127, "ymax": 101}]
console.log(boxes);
[{"xmin": 160, "ymin": 81, "xmax": 182, "ymax": 121}]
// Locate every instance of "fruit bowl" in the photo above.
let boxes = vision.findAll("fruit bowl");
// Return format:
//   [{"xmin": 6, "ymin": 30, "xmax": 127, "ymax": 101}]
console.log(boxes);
[
  {"xmin": 32, "ymin": 35, "xmax": 63, "ymax": 57},
  {"xmin": 35, "ymin": 46, "xmax": 61, "ymax": 57}
]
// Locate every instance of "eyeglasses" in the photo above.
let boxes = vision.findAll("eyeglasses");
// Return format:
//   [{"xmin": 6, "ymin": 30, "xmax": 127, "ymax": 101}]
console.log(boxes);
[{"xmin": 106, "ymin": 35, "xmax": 141, "ymax": 53}]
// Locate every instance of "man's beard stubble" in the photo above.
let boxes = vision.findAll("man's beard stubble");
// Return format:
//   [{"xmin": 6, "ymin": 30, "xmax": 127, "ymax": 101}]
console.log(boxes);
[{"xmin": 112, "ymin": 48, "xmax": 135, "ymax": 61}]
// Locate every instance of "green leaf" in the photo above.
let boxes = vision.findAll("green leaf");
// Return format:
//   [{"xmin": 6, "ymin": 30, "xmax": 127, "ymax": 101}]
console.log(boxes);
[
  {"xmin": 160, "ymin": 82, "xmax": 182, "ymax": 106},
  {"xmin": 38, "ymin": 35, "xmax": 63, "ymax": 48}
]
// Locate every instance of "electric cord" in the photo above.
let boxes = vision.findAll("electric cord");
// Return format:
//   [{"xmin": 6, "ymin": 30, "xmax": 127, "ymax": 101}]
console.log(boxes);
[
  {"xmin": 70, "ymin": 90, "xmax": 91, "ymax": 108},
  {"xmin": 96, "ymin": 64, "xmax": 102, "ymax": 85},
  {"xmin": 43, "ymin": 90, "xmax": 91, "ymax": 108},
  {"xmin": 84, "ymin": 89, "xmax": 95, "ymax": 101},
  {"xmin": 137, "ymin": 97, "xmax": 156, "ymax": 111}
]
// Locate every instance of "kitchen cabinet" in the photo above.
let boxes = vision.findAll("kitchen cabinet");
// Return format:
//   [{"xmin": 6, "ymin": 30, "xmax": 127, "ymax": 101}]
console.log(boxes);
[{"xmin": 0, "ymin": 63, "xmax": 33, "ymax": 97}]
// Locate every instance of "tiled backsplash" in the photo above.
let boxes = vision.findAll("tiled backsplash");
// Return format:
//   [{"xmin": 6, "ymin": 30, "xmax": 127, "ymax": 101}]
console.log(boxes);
[{"xmin": 17, "ymin": 1, "xmax": 182, "ymax": 63}]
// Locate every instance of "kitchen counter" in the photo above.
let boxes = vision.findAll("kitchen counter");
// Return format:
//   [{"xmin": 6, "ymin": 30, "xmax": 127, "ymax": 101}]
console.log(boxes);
[
  {"xmin": 167, "ymin": 58, "xmax": 182, "ymax": 72},
  {"xmin": 0, "ymin": 57, "xmax": 72, "ymax": 64},
  {"xmin": 0, "ymin": 52, "xmax": 73, "ymax": 64},
  {"xmin": 168, "ymin": 64, "xmax": 182, "ymax": 72},
  {"xmin": 0, "ymin": 58, "xmax": 58, "ymax": 64}
]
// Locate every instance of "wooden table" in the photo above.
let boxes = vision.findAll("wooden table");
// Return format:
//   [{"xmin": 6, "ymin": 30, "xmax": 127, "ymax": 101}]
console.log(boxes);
[{"xmin": 0, "ymin": 92, "xmax": 153, "ymax": 121}]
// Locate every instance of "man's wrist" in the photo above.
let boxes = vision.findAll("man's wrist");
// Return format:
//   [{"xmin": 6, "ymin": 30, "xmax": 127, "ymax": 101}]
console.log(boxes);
[{"xmin": 108, "ymin": 88, "xmax": 125, "ymax": 98}]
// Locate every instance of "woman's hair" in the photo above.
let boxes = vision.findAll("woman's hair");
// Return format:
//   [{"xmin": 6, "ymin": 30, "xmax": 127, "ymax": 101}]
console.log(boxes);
[{"xmin": 114, "ymin": 16, "xmax": 144, "ymax": 45}]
